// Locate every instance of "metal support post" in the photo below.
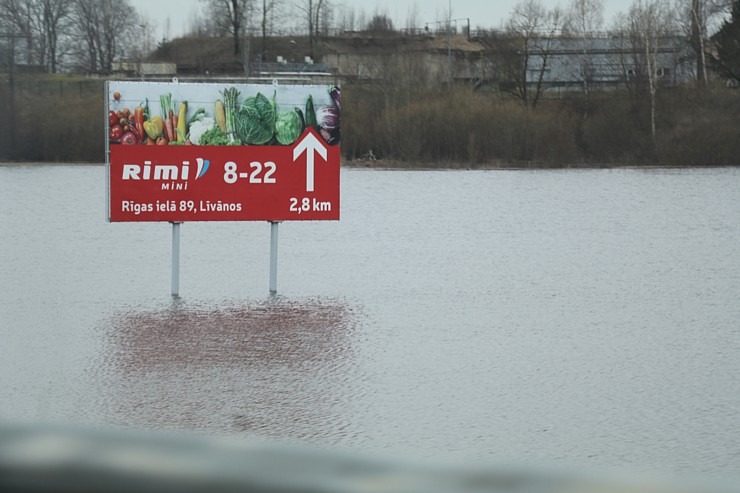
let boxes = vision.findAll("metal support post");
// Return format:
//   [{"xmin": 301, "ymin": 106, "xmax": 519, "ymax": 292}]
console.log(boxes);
[
  {"xmin": 171, "ymin": 222, "xmax": 181, "ymax": 297},
  {"xmin": 269, "ymin": 221, "xmax": 279, "ymax": 294}
]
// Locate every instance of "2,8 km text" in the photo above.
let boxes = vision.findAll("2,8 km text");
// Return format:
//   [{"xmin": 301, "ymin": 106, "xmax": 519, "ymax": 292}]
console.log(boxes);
[{"xmin": 289, "ymin": 197, "xmax": 332, "ymax": 215}]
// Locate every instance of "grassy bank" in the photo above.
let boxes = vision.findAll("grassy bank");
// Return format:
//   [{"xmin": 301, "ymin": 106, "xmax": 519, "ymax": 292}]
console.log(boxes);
[
  {"xmin": 1, "ymin": 75, "xmax": 739, "ymax": 167},
  {"xmin": 0, "ymin": 75, "xmax": 105, "ymax": 163},
  {"xmin": 342, "ymin": 83, "xmax": 740, "ymax": 167}
]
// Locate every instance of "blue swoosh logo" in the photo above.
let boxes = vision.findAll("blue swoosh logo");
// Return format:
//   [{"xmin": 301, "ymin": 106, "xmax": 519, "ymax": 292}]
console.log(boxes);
[{"xmin": 196, "ymin": 158, "xmax": 210, "ymax": 179}]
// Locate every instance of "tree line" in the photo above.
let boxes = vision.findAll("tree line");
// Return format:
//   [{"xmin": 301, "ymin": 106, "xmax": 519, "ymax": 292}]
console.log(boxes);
[
  {"xmin": 0, "ymin": 0, "xmax": 362, "ymax": 73},
  {"xmin": 0, "ymin": 0, "xmax": 157, "ymax": 73},
  {"xmin": 1, "ymin": 0, "xmax": 739, "ymax": 166},
  {"xmin": 2, "ymin": 73, "xmax": 739, "ymax": 166},
  {"xmin": 0, "ymin": 1, "xmax": 735, "ymax": 74},
  {"xmin": 343, "ymin": 0, "xmax": 740, "ymax": 163},
  {"xmin": 477, "ymin": 0, "xmax": 737, "ymax": 147}
]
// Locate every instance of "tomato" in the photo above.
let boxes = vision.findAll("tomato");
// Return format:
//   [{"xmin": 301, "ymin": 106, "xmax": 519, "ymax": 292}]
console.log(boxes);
[
  {"xmin": 108, "ymin": 110, "xmax": 118, "ymax": 127},
  {"xmin": 109, "ymin": 124, "xmax": 123, "ymax": 142}
]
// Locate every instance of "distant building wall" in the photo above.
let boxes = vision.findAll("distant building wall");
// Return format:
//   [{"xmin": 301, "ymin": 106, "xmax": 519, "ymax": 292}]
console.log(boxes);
[
  {"xmin": 503, "ymin": 35, "xmax": 695, "ymax": 91},
  {"xmin": 323, "ymin": 33, "xmax": 695, "ymax": 89},
  {"xmin": 111, "ymin": 62, "xmax": 177, "ymax": 77},
  {"xmin": 323, "ymin": 49, "xmax": 486, "ymax": 84}
]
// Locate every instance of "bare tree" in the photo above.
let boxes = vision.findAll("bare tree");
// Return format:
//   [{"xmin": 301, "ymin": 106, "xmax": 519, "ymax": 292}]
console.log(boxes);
[
  {"xmin": 405, "ymin": 1, "xmax": 420, "ymax": 33},
  {"xmin": 356, "ymin": 7, "xmax": 367, "ymax": 31},
  {"xmin": 40, "ymin": 0, "xmax": 72, "ymax": 72},
  {"xmin": 258, "ymin": 0, "xmax": 280, "ymax": 60},
  {"xmin": 674, "ymin": 0, "xmax": 732, "ymax": 84},
  {"xmin": 296, "ymin": 0, "xmax": 314, "ymax": 57},
  {"xmin": 127, "ymin": 18, "xmax": 156, "ymax": 62},
  {"xmin": 0, "ymin": 0, "xmax": 39, "ymax": 64},
  {"xmin": 673, "ymin": 0, "xmax": 709, "ymax": 83},
  {"xmin": 504, "ymin": 0, "xmax": 564, "ymax": 108},
  {"xmin": 1, "ymin": 0, "xmax": 78, "ymax": 72},
  {"xmin": 335, "ymin": 5, "xmax": 356, "ymax": 32},
  {"xmin": 201, "ymin": 0, "xmax": 251, "ymax": 55},
  {"xmin": 707, "ymin": 0, "xmax": 734, "ymax": 16},
  {"xmin": 314, "ymin": 0, "xmax": 323, "ymax": 40},
  {"xmin": 319, "ymin": 0, "xmax": 334, "ymax": 36},
  {"xmin": 314, "ymin": 0, "xmax": 330, "ymax": 39},
  {"xmin": 690, "ymin": 0, "xmax": 709, "ymax": 82},
  {"xmin": 565, "ymin": 0, "xmax": 604, "ymax": 34},
  {"xmin": 295, "ymin": 0, "xmax": 330, "ymax": 58},
  {"xmin": 70, "ymin": 0, "xmax": 138, "ymax": 73},
  {"xmin": 710, "ymin": 0, "xmax": 740, "ymax": 82},
  {"xmin": 565, "ymin": 0, "xmax": 604, "ymax": 98},
  {"xmin": 626, "ymin": 0, "xmax": 675, "ymax": 144},
  {"xmin": 98, "ymin": 0, "xmax": 133, "ymax": 71},
  {"xmin": 71, "ymin": 0, "xmax": 98, "ymax": 72}
]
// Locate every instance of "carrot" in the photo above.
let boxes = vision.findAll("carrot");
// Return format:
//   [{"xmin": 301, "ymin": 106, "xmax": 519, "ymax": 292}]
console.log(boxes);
[{"xmin": 165, "ymin": 109, "xmax": 175, "ymax": 142}]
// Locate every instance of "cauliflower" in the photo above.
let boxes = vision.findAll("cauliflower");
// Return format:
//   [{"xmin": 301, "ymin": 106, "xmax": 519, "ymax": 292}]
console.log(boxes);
[{"xmin": 188, "ymin": 117, "xmax": 216, "ymax": 145}]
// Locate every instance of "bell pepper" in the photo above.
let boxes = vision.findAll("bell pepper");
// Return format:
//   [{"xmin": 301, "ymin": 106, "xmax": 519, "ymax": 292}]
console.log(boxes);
[
  {"xmin": 133, "ymin": 106, "xmax": 146, "ymax": 142},
  {"xmin": 143, "ymin": 116, "xmax": 164, "ymax": 140}
]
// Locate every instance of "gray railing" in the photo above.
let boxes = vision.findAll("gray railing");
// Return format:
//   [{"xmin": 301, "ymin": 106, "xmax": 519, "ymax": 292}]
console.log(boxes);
[{"xmin": 252, "ymin": 62, "xmax": 333, "ymax": 75}]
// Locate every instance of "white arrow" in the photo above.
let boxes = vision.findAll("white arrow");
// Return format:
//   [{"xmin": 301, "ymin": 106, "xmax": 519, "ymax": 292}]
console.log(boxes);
[{"xmin": 293, "ymin": 130, "xmax": 328, "ymax": 192}]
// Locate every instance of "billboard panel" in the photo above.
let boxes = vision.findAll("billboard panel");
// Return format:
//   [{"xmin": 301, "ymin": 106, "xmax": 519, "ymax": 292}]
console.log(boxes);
[{"xmin": 106, "ymin": 81, "xmax": 340, "ymax": 222}]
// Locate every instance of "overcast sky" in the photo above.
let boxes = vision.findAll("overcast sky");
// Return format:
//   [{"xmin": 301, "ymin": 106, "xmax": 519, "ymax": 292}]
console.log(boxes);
[{"xmin": 129, "ymin": 0, "xmax": 632, "ymax": 41}]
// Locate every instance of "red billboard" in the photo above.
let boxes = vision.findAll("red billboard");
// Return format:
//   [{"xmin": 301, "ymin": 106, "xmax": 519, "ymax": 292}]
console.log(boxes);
[{"xmin": 106, "ymin": 81, "xmax": 340, "ymax": 222}]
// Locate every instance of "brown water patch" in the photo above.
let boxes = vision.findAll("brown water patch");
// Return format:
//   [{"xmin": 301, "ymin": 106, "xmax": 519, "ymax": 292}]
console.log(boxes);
[{"xmin": 97, "ymin": 298, "xmax": 361, "ymax": 439}]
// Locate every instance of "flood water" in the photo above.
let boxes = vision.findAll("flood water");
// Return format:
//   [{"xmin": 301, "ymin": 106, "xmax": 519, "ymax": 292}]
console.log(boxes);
[{"xmin": 1, "ymin": 165, "xmax": 739, "ymax": 477}]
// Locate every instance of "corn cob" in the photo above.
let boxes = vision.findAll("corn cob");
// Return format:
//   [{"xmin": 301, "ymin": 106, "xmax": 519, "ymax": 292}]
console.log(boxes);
[
  {"xmin": 177, "ymin": 102, "xmax": 187, "ymax": 142},
  {"xmin": 215, "ymin": 99, "xmax": 227, "ymax": 133}
]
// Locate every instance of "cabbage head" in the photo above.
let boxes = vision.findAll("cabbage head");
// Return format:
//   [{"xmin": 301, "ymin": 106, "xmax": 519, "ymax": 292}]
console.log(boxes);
[
  {"xmin": 275, "ymin": 108, "xmax": 304, "ymax": 145},
  {"xmin": 237, "ymin": 92, "xmax": 276, "ymax": 145}
]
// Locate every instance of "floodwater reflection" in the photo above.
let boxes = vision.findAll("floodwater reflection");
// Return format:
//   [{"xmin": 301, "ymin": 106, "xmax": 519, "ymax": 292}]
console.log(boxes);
[
  {"xmin": 99, "ymin": 297, "xmax": 361, "ymax": 442},
  {"xmin": 5, "ymin": 166, "xmax": 740, "ymax": 475}
]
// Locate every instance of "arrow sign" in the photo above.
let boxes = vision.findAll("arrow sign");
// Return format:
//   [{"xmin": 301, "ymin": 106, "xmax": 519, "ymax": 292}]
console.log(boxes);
[{"xmin": 293, "ymin": 129, "xmax": 328, "ymax": 192}]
